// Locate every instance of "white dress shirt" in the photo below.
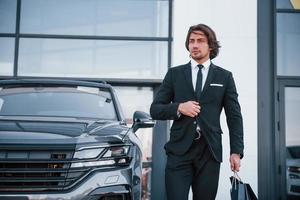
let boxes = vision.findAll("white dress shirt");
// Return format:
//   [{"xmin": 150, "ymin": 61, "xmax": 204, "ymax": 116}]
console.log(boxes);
[
  {"xmin": 190, "ymin": 58, "xmax": 211, "ymax": 137},
  {"xmin": 190, "ymin": 58, "xmax": 211, "ymax": 91},
  {"xmin": 176, "ymin": 59, "xmax": 211, "ymax": 120}
]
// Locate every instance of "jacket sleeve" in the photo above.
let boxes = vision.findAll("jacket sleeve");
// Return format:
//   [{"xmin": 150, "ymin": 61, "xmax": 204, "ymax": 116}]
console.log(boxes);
[
  {"xmin": 223, "ymin": 72, "xmax": 244, "ymax": 158},
  {"xmin": 150, "ymin": 68, "xmax": 180, "ymax": 120}
]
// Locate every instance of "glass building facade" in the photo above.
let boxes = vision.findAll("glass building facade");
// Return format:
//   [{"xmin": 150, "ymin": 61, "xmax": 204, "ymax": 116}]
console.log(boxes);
[
  {"xmin": 276, "ymin": 1, "xmax": 300, "ymax": 199},
  {"xmin": 259, "ymin": 0, "xmax": 300, "ymax": 199},
  {"xmin": 0, "ymin": 0, "xmax": 172, "ymax": 199},
  {"xmin": 0, "ymin": 0, "xmax": 171, "ymax": 79}
]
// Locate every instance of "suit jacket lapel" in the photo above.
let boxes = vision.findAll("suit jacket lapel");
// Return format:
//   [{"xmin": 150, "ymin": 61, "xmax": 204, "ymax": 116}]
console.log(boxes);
[
  {"xmin": 200, "ymin": 63, "xmax": 216, "ymax": 99},
  {"xmin": 183, "ymin": 62, "xmax": 195, "ymax": 97}
]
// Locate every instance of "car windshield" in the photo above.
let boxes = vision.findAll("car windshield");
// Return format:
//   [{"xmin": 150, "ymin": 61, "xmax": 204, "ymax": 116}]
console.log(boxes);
[{"xmin": 0, "ymin": 86, "xmax": 117, "ymax": 120}]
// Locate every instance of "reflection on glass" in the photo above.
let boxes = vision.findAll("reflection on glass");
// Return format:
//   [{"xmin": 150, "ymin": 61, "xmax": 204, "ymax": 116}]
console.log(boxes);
[
  {"xmin": 277, "ymin": 0, "xmax": 293, "ymax": 9},
  {"xmin": 277, "ymin": 0, "xmax": 300, "ymax": 9},
  {"xmin": 0, "ymin": 0, "xmax": 17, "ymax": 33},
  {"xmin": 277, "ymin": 13, "xmax": 300, "ymax": 76},
  {"xmin": 0, "ymin": 87, "xmax": 117, "ymax": 120},
  {"xmin": 114, "ymin": 86, "xmax": 153, "ymax": 200},
  {"xmin": 20, "ymin": 0, "xmax": 168, "ymax": 37},
  {"xmin": 285, "ymin": 87, "xmax": 300, "ymax": 199},
  {"xmin": 142, "ymin": 167, "xmax": 152, "ymax": 200},
  {"xmin": 0, "ymin": 38, "xmax": 14, "ymax": 76},
  {"xmin": 18, "ymin": 38, "xmax": 168, "ymax": 79},
  {"xmin": 114, "ymin": 87, "xmax": 153, "ymax": 123}
]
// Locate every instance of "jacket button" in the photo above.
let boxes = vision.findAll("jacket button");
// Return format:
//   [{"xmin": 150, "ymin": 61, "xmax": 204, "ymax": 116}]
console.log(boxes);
[{"xmin": 193, "ymin": 121, "xmax": 197, "ymax": 124}]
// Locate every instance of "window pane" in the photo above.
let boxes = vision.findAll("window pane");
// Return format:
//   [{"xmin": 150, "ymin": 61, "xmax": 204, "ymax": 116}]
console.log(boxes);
[
  {"xmin": 0, "ymin": 0, "xmax": 17, "ymax": 33},
  {"xmin": 0, "ymin": 38, "xmax": 14, "ymax": 76},
  {"xmin": 277, "ymin": 0, "xmax": 300, "ymax": 9},
  {"xmin": 285, "ymin": 87, "xmax": 300, "ymax": 150},
  {"xmin": 20, "ymin": 0, "xmax": 168, "ymax": 37},
  {"xmin": 285, "ymin": 87, "xmax": 300, "ymax": 199},
  {"xmin": 114, "ymin": 86, "xmax": 153, "ymax": 162},
  {"xmin": 18, "ymin": 38, "xmax": 167, "ymax": 79},
  {"xmin": 277, "ymin": 13, "xmax": 300, "ymax": 76}
]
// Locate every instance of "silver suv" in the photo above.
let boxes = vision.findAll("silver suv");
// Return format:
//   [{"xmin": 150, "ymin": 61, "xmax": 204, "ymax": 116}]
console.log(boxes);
[{"xmin": 0, "ymin": 79, "xmax": 154, "ymax": 200}]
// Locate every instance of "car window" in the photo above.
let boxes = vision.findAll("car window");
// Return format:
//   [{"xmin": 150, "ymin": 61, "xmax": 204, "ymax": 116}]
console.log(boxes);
[{"xmin": 0, "ymin": 86, "xmax": 117, "ymax": 120}]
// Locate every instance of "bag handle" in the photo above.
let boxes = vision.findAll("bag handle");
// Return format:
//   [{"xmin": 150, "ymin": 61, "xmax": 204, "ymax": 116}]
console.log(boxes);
[
  {"xmin": 234, "ymin": 172, "xmax": 242, "ymax": 181},
  {"xmin": 231, "ymin": 172, "xmax": 242, "ymax": 190}
]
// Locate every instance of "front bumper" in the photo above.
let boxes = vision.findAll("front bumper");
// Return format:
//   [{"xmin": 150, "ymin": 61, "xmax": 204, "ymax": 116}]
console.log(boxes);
[{"xmin": 0, "ymin": 167, "xmax": 141, "ymax": 200}]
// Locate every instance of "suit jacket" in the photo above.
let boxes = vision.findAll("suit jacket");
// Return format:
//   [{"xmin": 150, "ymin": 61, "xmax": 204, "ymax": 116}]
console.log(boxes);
[{"xmin": 150, "ymin": 62, "xmax": 244, "ymax": 162}]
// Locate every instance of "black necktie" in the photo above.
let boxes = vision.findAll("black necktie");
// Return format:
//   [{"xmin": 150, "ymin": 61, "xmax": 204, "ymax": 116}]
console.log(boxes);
[{"xmin": 195, "ymin": 64, "xmax": 203, "ymax": 98}]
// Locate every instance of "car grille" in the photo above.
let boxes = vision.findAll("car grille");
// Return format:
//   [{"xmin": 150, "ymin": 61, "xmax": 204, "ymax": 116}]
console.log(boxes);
[{"xmin": 0, "ymin": 145, "xmax": 89, "ymax": 192}]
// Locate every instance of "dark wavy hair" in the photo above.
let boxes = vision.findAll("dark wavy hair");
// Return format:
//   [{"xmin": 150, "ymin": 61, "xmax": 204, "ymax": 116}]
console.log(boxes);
[{"xmin": 185, "ymin": 24, "xmax": 221, "ymax": 59}]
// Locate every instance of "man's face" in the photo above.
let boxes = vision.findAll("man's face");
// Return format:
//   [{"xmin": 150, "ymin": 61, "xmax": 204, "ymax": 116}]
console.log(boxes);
[{"xmin": 188, "ymin": 31, "xmax": 211, "ymax": 62}]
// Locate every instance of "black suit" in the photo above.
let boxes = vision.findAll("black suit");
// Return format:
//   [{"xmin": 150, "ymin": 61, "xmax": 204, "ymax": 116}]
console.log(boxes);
[{"xmin": 150, "ymin": 62, "xmax": 244, "ymax": 199}]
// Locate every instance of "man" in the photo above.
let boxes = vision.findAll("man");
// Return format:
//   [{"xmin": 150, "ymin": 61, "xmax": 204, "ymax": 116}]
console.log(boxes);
[{"xmin": 150, "ymin": 24, "xmax": 244, "ymax": 200}]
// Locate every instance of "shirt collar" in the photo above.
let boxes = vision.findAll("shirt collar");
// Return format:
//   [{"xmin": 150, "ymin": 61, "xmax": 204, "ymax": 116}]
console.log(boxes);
[{"xmin": 190, "ymin": 58, "xmax": 211, "ymax": 70}]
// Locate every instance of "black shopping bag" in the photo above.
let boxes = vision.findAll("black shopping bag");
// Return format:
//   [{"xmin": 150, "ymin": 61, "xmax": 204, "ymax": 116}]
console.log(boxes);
[
  {"xmin": 230, "ymin": 173, "xmax": 258, "ymax": 200},
  {"xmin": 245, "ymin": 183, "xmax": 258, "ymax": 200}
]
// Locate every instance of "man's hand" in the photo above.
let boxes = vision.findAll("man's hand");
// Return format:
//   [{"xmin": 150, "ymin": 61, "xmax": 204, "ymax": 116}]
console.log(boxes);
[
  {"xmin": 178, "ymin": 101, "xmax": 200, "ymax": 118},
  {"xmin": 230, "ymin": 154, "xmax": 241, "ymax": 172}
]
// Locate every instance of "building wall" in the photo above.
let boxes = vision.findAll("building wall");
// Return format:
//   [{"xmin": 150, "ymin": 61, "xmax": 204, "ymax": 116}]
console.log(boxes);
[
  {"xmin": 0, "ymin": 0, "xmax": 259, "ymax": 199},
  {"xmin": 172, "ymin": 0, "xmax": 258, "ymax": 199}
]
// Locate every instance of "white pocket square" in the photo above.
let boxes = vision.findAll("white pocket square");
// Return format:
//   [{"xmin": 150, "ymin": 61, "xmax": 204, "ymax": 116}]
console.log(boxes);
[{"xmin": 210, "ymin": 83, "xmax": 223, "ymax": 87}]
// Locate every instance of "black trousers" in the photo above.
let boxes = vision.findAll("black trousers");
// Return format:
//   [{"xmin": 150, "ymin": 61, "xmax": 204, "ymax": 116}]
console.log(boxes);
[{"xmin": 165, "ymin": 137, "xmax": 221, "ymax": 200}]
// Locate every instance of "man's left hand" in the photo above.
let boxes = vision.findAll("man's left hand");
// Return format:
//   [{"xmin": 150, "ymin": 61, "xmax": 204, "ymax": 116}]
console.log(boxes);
[{"xmin": 229, "ymin": 154, "xmax": 241, "ymax": 172}]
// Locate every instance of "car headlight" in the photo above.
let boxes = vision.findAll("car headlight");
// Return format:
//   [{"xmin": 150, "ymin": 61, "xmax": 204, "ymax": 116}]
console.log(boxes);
[
  {"xmin": 71, "ymin": 145, "xmax": 131, "ymax": 168},
  {"xmin": 73, "ymin": 148, "xmax": 104, "ymax": 159},
  {"xmin": 103, "ymin": 146, "xmax": 130, "ymax": 158}
]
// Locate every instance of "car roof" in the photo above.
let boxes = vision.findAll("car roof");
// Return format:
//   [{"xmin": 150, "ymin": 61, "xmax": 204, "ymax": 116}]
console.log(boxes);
[{"xmin": 0, "ymin": 78, "xmax": 112, "ymax": 89}]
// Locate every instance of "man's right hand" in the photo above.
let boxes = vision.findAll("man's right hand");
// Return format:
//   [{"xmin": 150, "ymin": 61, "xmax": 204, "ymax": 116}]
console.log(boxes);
[{"xmin": 178, "ymin": 101, "xmax": 200, "ymax": 118}]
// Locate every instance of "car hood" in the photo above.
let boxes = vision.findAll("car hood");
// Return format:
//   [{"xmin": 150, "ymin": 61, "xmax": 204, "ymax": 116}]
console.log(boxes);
[{"xmin": 0, "ymin": 117, "xmax": 130, "ymax": 146}]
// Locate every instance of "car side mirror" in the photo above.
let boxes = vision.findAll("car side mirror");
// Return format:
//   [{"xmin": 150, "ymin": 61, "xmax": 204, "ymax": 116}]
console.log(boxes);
[{"xmin": 131, "ymin": 111, "xmax": 155, "ymax": 133}]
